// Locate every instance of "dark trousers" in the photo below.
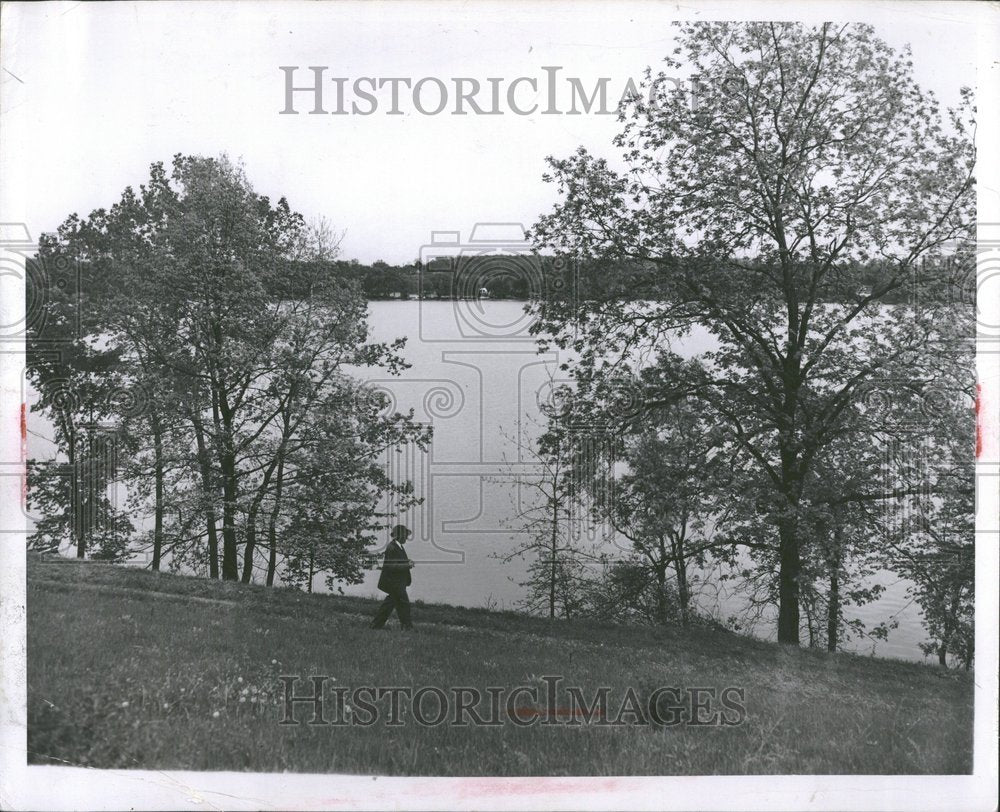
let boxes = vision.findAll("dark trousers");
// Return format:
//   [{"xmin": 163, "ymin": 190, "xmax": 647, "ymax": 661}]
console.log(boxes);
[{"xmin": 371, "ymin": 587, "xmax": 413, "ymax": 629}]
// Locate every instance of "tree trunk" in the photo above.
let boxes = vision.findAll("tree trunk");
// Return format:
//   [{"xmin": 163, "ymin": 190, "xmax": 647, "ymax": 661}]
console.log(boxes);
[
  {"xmin": 676, "ymin": 559, "xmax": 690, "ymax": 626},
  {"xmin": 549, "ymin": 496, "xmax": 558, "ymax": 620},
  {"xmin": 827, "ymin": 526, "xmax": 842, "ymax": 652},
  {"xmin": 265, "ymin": 456, "xmax": 285, "ymax": 587},
  {"xmin": 206, "ymin": 517, "xmax": 220, "ymax": 577},
  {"xmin": 776, "ymin": 515, "xmax": 801, "ymax": 645},
  {"xmin": 69, "ymin": 430, "xmax": 85, "ymax": 559},
  {"xmin": 219, "ymin": 442, "xmax": 239, "ymax": 581},
  {"xmin": 242, "ymin": 506, "xmax": 259, "ymax": 584},
  {"xmin": 265, "ymin": 523, "xmax": 278, "ymax": 586},
  {"xmin": 669, "ymin": 534, "xmax": 690, "ymax": 626},
  {"xmin": 151, "ymin": 409, "xmax": 165, "ymax": 571},
  {"xmin": 212, "ymin": 353, "xmax": 240, "ymax": 581},
  {"xmin": 242, "ymin": 457, "xmax": 281, "ymax": 583},
  {"xmin": 775, "ymin": 294, "xmax": 805, "ymax": 646},
  {"xmin": 190, "ymin": 410, "xmax": 220, "ymax": 579},
  {"xmin": 827, "ymin": 569, "xmax": 839, "ymax": 652},
  {"xmin": 655, "ymin": 564, "xmax": 669, "ymax": 625}
]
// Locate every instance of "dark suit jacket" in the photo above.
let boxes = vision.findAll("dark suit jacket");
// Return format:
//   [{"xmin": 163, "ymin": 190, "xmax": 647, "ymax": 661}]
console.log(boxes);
[{"xmin": 377, "ymin": 540, "xmax": 412, "ymax": 593}]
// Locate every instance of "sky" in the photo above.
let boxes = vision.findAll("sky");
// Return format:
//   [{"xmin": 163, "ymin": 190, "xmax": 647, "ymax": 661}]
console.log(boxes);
[{"xmin": 0, "ymin": 0, "xmax": 988, "ymax": 264}]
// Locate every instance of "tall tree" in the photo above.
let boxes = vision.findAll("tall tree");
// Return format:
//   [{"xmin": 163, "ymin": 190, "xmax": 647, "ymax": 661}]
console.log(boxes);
[
  {"xmin": 529, "ymin": 22, "xmax": 974, "ymax": 644},
  {"xmin": 26, "ymin": 238, "xmax": 133, "ymax": 559},
  {"xmin": 32, "ymin": 154, "xmax": 428, "ymax": 589},
  {"xmin": 235, "ymin": 274, "xmax": 417, "ymax": 584}
]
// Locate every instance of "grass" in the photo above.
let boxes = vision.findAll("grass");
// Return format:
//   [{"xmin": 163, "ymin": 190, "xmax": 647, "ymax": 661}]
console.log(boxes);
[{"xmin": 26, "ymin": 553, "xmax": 973, "ymax": 775}]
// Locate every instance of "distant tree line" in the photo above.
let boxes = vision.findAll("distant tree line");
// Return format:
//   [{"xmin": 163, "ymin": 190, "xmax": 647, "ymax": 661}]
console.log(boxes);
[{"xmin": 62, "ymin": 248, "xmax": 952, "ymax": 305}]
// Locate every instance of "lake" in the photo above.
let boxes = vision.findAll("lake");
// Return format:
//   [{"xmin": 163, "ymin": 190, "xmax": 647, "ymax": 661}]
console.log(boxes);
[
  {"xmin": 346, "ymin": 300, "xmax": 928, "ymax": 662},
  {"xmin": 24, "ymin": 299, "xmax": 929, "ymax": 661}
]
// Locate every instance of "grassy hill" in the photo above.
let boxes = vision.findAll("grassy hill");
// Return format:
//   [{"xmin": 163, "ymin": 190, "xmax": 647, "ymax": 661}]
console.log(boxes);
[{"xmin": 26, "ymin": 554, "xmax": 973, "ymax": 775}]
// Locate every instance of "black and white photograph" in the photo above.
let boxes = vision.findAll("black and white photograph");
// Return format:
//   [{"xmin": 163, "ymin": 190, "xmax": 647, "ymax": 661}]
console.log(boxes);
[{"xmin": 0, "ymin": 1, "xmax": 997, "ymax": 809}]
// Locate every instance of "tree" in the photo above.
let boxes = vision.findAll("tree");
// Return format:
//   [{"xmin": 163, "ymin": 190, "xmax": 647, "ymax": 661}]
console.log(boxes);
[
  {"xmin": 31, "ymin": 154, "xmax": 428, "ymax": 590},
  {"xmin": 289, "ymin": 215, "xmax": 346, "ymax": 263},
  {"xmin": 495, "ymin": 415, "xmax": 603, "ymax": 620},
  {"xmin": 582, "ymin": 557, "xmax": 685, "ymax": 626},
  {"xmin": 234, "ymin": 275, "xmax": 417, "ymax": 585},
  {"xmin": 868, "ymin": 298, "xmax": 976, "ymax": 667},
  {"xmin": 37, "ymin": 156, "xmax": 297, "ymax": 578},
  {"xmin": 529, "ymin": 22, "xmax": 975, "ymax": 644},
  {"xmin": 280, "ymin": 381, "xmax": 430, "ymax": 591},
  {"xmin": 26, "ymin": 238, "xmax": 133, "ymax": 559},
  {"xmin": 596, "ymin": 399, "xmax": 731, "ymax": 625}
]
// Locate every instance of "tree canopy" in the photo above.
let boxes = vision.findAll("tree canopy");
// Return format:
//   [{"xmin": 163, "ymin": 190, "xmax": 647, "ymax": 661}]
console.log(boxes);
[
  {"xmin": 529, "ymin": 22, "xmax": 975, "ymax": 646},
  {"xmin": 28, "ymin": 154, "xmax": 429, "ymax": 587}
]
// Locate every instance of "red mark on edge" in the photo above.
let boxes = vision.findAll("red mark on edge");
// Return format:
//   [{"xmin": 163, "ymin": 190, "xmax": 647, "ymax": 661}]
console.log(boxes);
[
  {"xmin": 975, "ymin": 382, "xmax": 983, "ymax": 459},
  {"xmin": 451, "ymin": 777, "xmax": 623, "ymax": 801}
]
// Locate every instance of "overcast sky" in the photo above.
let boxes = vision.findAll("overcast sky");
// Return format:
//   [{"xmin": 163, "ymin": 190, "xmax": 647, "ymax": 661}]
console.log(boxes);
[{"xmin": 0, "ymin": 0, "xmax": 988, "ymax": 264}]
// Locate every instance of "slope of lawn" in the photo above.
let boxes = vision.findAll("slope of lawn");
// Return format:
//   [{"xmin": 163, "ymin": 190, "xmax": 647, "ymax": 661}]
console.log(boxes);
[{"xmin": 26, "ymin": 554, "xmax": 973, "ymax": 775}]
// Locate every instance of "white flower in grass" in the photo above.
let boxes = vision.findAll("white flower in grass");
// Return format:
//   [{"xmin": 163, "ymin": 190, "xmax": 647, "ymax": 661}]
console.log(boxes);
[
  {"xmin": 212, "ymin": 710, "xmax": 220, "ymax": 718},
  {"xmin": 120, "ymin": 701, "xmax": 129, "ymax": 708}
]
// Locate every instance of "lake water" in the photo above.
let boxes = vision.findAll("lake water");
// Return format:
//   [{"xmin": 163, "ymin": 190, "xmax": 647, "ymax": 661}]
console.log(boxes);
[
  {"xmin": 346, "ymin": 301, "xmax": 928, "ymax": 662},
  {"xmin": 25, "ymin": 299, "xmax": 930, "ymax": 661}
]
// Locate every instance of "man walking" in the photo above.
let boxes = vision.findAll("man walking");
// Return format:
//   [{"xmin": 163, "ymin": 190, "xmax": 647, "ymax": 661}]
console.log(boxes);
[{"xmin": 370, "ymin": 524, "xmax": 416, "ymax": 630}]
